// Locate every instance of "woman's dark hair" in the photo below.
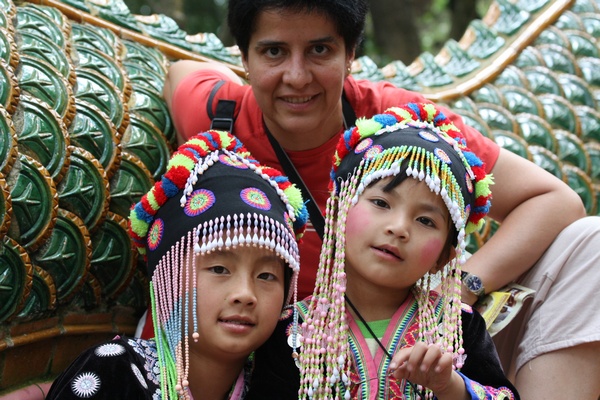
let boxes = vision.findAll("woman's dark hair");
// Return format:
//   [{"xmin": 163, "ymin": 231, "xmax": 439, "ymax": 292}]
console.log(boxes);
[{"xmin": 227, "ymin": 0, "xmax": 368, "ymax": 56}]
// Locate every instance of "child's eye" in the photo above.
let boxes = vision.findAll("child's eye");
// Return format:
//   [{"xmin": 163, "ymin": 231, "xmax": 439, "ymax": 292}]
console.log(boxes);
[
  {"xmin": 370, "ymin": 198, "xmax": 390, "ymax": 208},
  {"xmin": 417, "ymin": 216, "xmax": 435, "ymax": 227},
  {"xmin": 257, "ymin": 272, "xmax": 277, "ymax": 281},
  {"xmin": 208, "ymin": 266, "xmax": 229, "ymax": 275}
]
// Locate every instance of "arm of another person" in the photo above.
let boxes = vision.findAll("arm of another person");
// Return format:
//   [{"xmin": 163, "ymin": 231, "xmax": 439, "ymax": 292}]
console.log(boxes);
[
  {"xmin": 163, "ymin": 60, "xmax": 244, "ymax": 145},
  {"xmin": 460, "ymin": 148, "xmax": 586, "ymax": 304}
]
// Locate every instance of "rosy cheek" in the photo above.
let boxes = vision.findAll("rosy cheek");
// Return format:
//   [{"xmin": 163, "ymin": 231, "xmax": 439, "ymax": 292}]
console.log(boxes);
[
  {"xmin": 420, "ymin": 238, "xmax": 445, "ymax": 266},
  {"xmin": 345, "ymin": 203, "xmax": 370, "ymax": 238}
]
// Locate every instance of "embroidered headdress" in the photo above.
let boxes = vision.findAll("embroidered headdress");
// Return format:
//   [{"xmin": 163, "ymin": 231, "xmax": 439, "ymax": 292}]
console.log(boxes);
[
  {"xmin": 129, "ymin": 130, "xmax": 307, "ymax": 400},
  {"xmin": 299, "ymin": 103, "xmax": 493, "ymax": 399}
]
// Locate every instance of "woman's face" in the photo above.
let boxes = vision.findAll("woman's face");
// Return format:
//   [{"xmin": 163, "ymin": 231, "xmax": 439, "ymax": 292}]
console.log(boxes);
[{"xmin": 243, "ymin": 9, "xmax": 354, "ymax": 150}]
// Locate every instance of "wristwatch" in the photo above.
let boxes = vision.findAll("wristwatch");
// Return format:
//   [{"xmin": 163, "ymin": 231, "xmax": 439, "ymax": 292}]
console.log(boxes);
[{"xmin": 460, "ymin": 271, "xmax": 486, "ymax": 300}]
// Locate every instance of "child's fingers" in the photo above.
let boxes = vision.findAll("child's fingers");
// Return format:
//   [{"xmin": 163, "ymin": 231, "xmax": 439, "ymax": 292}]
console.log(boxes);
[{"xmin": 419, "ymin": 343, "xmax": 444, "ymax": 373}]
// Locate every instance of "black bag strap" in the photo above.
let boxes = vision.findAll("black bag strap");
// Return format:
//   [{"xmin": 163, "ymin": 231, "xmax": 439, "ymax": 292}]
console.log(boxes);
[
  {"xmin": 264, "ymin": 126, "xmax": 326, "ymax": 239},
  {"xmin": 208, "ymin": 80, "xmax": 236, "ymax": 132},
  {"xmin": 342, "ymin": 92, "xmax": 356, "ymax": 129},
  {"xmin": 263, "ymin": 95, "xmax": 356, "ymax": 240},
  {"xmin": 207, "ymin": 82, "xmax": 357, "ymax": 240}
]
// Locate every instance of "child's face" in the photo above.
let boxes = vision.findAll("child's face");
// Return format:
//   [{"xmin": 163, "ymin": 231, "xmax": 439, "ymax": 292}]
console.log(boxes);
[
  {"xmin": 192, "ymin": 246, "xmax": 286, "ymax": 361},
  {"xmin": 344, "ymin": 177, "xmax": 452, "ymax": 299}
]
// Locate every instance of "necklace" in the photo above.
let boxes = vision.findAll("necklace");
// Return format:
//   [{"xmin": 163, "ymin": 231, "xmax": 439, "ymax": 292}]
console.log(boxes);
[{"xmin": 345, "ymin": 295, "xmax": 392, "ymax": 359}]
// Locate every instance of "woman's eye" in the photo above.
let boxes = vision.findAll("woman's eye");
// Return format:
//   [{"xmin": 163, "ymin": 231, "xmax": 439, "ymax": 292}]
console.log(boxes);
[
  {"xmin": 312, "ymin": 44, "xmax": 328, "ymax": 54},
  {"xmin": 265, "ymin": 47, "xmax": 282, "ymax": 57}
]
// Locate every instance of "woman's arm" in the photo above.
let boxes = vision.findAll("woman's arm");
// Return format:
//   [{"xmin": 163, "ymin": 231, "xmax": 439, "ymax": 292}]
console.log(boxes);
[
  {"xmin": 163, "ymin": 60, "xmax": 243, "ymax": 108},
  {"xmin": 461, "ymin": 148, "xmax": 586, "ymax": 304}
]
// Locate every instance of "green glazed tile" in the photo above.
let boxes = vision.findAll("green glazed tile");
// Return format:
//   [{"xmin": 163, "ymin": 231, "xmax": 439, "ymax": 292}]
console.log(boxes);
[
  {"xmin": 564, "ymin": 30, "xmax": 599, "ymax": 58},
  {"xmin": 500, "ymin": 85, "xmax": 544, "ymax": 116},
  {"xmin": 494, "ymin": 65, "xmax": 530, "ymax": 89},
  {"xmin": 129, "ymin": 84, "xmax": 174, "ymax": 144},
  {"xmin": 556, "ymin": 73, "xmax": 596, "ymax": 108},
  {"xmin": 380, "ymin": 60, "xmax": 421, "ymax": 91},
  {"xmin": 0, "ymin": 237, "xmax": 33, "ymax": 323},
  {"xmin": 70, "ymin": 272, "xmax": 102, "ymax": 310},
  {"xmin": 515, "ymin": 113, "xmax": 558, "ymax": 152},
  {"xmin": 583, "ymin": 141, "xmax": 600, "ymax": 182},
  {"xmin": 75, "ymin": 45, "xmax": 129, "ymax": 98},
  {"xmin": 0, "ymin": 104, "xmax": 17, "ymax": 175},
  {"xmin": 523, "ymin": 66, "xmax": 564, "ymax": 96},
  {"xmin": 555, "ymin": 10, "xmax": 584, "ymax": 30},
  {"xmin": 71, "ymin": 22, "xmax": 120, "ymax": 59},
  {"xmin": 476, "ymin": 103, "xmax": 518, "ymax": 133},
  {"xmin": 90, "ymin": 0, "xmax": 141, "ymax": 33},
  {"xmin": 123, "ymin": 61, "xmax": 165, "ymax": 93},
  {"xmin": 574, "ymin": 105, "xmax": 600, "ymax": 142},
  {"xmin": 15, "ymin": 94, "xmax": 70, "ymax": 183},
  {"xmin": 563, "ymin": 164, "xmax": 596, "ymax": 214},
  {"xmin": 554, "ymin": 129, "xmax": 591, "ymax": 174},
  {"xmin": 577, "ymin": 57, "xmax": 600, "ymax": 86},
  {"xmin": 15, "ymin": 5, "xmax": 66, "ymax": 50},
  {"xmin": 31, "ymin": 208, "xmax": 90, "ymax": 304},
  {"xmin": 74, "ymin": 68, "xmax": 125, "ymax": 133},
  {"xmin": 455, "ymin": 110, "xmax": 494, "ymax": 139},
  {"xmin": 68, "ymin": 99, "xmax": 120, "ymax": 179},
  {"xmin": 0, "ymin": 59, "xmax": 19, "ymax": 114},
  {"xmin": 537, "ymin": 44, "xmax": 579, "ymax": 75},
  {"xmin": 108, "ymin": 151, "xmax": 153, "ymax": 219},
  {"xmin": 580, "ymin": 13, "xmax": 600, "ymax": 38},
  {"xmin": 492, "ymin": 0, "xmax": 530, "ymax": 36},
  {"xmin": 18, "ymin": 30, "xmax": 74, "ymax": 84},
  {"xmin": 414, "ymin": 52, "xmax": 453, "ymax": 87},
  {"xmin": 16, "ymin": 265, "xmax": 57, "ymax": 320},
  {"xmin": 0, "ymin": 27, "xmax": 17, "ymax": 69},
  {"xmin": 534, "ymin": 26, "xmax": 571, "ymax": 49},
  {"xmin": 514, "ymin": 46, "xmax": 545, "ymax": 69},
  {"xmin": 465, "ymin": 20, "xmax": 505, "ymax": 60},
  {"xmin": 471, "ymin": 84, "xmax": 505, "ymax": 107},
  {"xmin": 122, "ymin": 39, "xmax": 168, "ymax": 76},
  {"xmin": 122, "ymin": 113, "xmax": 171, "ymax": 179},
  {"xmin": 493, "ymin": 130, "xmax": 532, "ymax": 160},
  {"xmin": 6, "ymin": 153, "xmax": 58, "ymax": 251},
  {"xmin": 538, "ymin": 94, "xmax": 579, "ymax": 132},
  {"xmin": 57, "ymin": 146, "xmax": 109, "ymax": 232},
  {"xmin": 90, "ymin": 212, "xmax": 135, "ymax": 299},
  {"xmin": 18, "ymin": 55, "xmax": 75, "ymax": 126}
]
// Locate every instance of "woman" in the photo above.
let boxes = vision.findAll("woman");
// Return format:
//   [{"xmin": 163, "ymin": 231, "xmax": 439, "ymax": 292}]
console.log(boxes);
[{"xmin": 161, "ymin": 0, "xmax": 600, "ymax": 398}]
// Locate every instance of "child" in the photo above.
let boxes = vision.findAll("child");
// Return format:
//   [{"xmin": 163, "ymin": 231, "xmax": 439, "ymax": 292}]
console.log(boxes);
[
  {"xmin": 247, "ymin": 103, "xmax": 519, "ymax": 399},
  {"xmin": 45, "ymin": 130, "xmax": 307, "ymax": 400}
]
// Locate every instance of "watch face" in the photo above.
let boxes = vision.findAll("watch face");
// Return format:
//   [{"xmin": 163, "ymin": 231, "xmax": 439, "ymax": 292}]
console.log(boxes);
[{"xmin": 465, "ymin": 275, "xmax": 483, "ymax": 292}]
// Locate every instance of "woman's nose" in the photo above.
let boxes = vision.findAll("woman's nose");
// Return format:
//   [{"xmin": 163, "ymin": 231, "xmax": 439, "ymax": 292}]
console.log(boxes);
[{"xmin": 282, "ymin": 55, "xmax": 311, "ymax": 88}]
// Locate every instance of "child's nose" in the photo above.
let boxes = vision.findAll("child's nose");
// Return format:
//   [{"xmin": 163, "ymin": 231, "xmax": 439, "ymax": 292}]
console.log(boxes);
[
  {"xmin": 231, "ymin": 278, "xmax": 257, "ymax": 306},
  {"xmin": 386, "ymin": 216, "xmax": 410, "ymax": 240}
]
